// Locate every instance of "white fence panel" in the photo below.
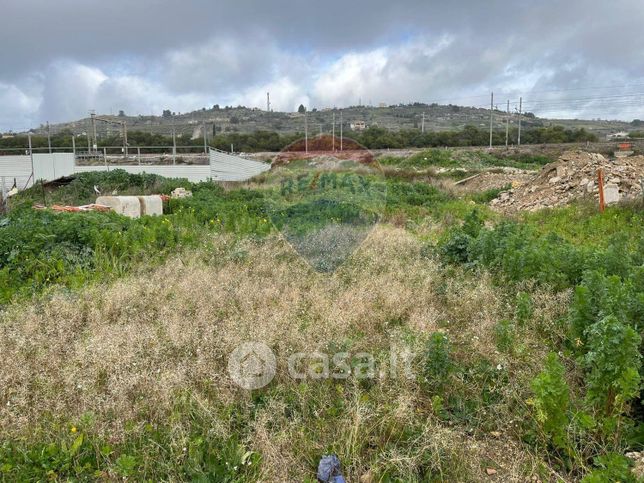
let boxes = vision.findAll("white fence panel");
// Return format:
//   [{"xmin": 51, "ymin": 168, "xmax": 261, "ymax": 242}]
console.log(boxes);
[
  {"xmin": 33, "ymin": 153, "xmax": 75, "ymax": 182},
  {"xmin": 0, "ymin": 155, "xmax": 32, "ymax": 191},
  {"xmin": 1, "ymin": 149, "xmax": 271, "ymax": 192},
  {"xmin": 73, "ymin": 165, "xmax": 212, "ymax": 183},
  {"xmin": 0, "ymin": 153, "xmax": 75, "ymax": 190},
  {"xmin": 210, "ymin": 149, "xmax": 271, "ymax": 181}
]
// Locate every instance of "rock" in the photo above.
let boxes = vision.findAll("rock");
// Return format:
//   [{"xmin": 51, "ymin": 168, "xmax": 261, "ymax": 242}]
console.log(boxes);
[
  {"xmin": 486, "ymin": 468, "xmax": 498, "ymax": 476},
  {"xmin": 490, "ymin": 431, "xmax": 501, "ymax": 438},
  {"xmin": 626, "ymin": 451, "xmax": 644, "ymax": 479},
  {"xmin": 491, "ymin": 150, "xmax": 643, "ymax": 213},
  {"xmin": 603, "ymin": 183, "xmax": 620, "ymax": 205},
  {"xmin": 171, "ymin": 187, "xmax": 193, "ymax": 199}
]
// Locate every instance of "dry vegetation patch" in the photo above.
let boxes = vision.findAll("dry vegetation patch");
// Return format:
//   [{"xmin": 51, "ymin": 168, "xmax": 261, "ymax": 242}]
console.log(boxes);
[{"xmin": 0, "ymin": 225, "xmax": 568, "ymax": 480}]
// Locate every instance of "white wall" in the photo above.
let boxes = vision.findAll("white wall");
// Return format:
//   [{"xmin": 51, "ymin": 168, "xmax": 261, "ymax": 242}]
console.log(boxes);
[
  {"xmin": 74, "ymin": 165, "xmax": 212, "ymax": 183},
  {"xmin": 0, "ymin": 149, "xmax": 271, "ymax": 193},
  {"xmin": 210, "ymin": 149, "xmax": 271, "ymax": 181},
  {"xmin": 0, "ymin": 153, "xmax": 75, "ymax": 191}
]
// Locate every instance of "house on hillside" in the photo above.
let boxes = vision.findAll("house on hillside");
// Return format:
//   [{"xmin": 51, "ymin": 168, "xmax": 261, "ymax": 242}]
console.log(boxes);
[{"xmin": 350, "ymin": 120, "xmax": 366, "ymax": 131}]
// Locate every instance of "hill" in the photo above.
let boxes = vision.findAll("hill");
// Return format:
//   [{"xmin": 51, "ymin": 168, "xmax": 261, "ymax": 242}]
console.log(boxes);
[{"xmin": 29, "ymin": 103, "xmax": 636, "ymax": 141}]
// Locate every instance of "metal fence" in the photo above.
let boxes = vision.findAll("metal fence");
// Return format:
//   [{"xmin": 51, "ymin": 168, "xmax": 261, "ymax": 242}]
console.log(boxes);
[{"xmin": 210, "ymin": 148, "xmax": 271, "ymax": 181}]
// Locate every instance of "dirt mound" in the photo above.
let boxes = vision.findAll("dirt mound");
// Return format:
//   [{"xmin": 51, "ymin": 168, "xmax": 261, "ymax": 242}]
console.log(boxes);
[
  {"xmin": 454, "ymin": 170, "xmax": 536, "ymax": 193},
  {"xmin": 491, "ymin": 151, "xmax": 644, "ymax": 212},
  {"xmin": 272, "ymin": 135, "xmax": 375, "ymax": 167}
]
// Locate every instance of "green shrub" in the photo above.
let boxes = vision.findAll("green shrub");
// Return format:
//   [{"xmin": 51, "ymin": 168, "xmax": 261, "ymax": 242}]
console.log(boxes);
[
  {"xmin": 530, "ymin": 353, "xmax": 571, "ymax": 451},
  {"xmin": 515, "ymin": 291, "xmax": 533, "ymax": 326},
  {"xmin": 470, "ymin": 185, "xmax": 511, "ymax": 204},
  {"xmin": 570, "ymin": 270, "xmax": 643, "ymax": 348},
  {"xmin": 584, "ymin": 316, "xmax": 641, "ymax": 417},
  {"xmin": 462, "ymin": 208, "xmax": 484, "ymax": 238},
  {"xmin": 581, "ymin": 453, "xmax": 637, "ymax": 483},
  {"xmin": 423, "ymin": 332, "xmax": 454, "ymax": 392},
  {"xmin": 494, "ymin": 319, "xmax": 515, "ymax": 353},
  {"xmin": 438, "ymin": 230, "xmax": 472, "ymax": 265}
]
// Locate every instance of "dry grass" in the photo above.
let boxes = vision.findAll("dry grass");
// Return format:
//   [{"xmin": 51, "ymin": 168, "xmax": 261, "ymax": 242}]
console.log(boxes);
[{"xmin": 0, "ymin": 225, "xmax": 566, "ymax": 481}]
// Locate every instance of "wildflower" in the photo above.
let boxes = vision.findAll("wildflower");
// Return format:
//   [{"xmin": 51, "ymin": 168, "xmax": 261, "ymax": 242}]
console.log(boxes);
[{"xmin": 71, "ymin": 426, "xmax": 77, "ymax": 433}]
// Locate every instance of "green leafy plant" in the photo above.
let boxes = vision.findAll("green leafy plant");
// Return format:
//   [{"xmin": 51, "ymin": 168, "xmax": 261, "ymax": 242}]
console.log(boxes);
[
  {"xmin": 423, "ymin": 332, "xmax": 454, "ymax": 392},
  {"xmin": 584, "ymin": 315, "xmax": 641, "ymax": 417},
  {"xmin": 462, "ymin": 208, "xmax": 484, "ymax": 238},
  {"xmin": 515, "ymin": 291, "xmax": 533, "ymax": 326},
  {"xmin": 494, "ymin": 319, "xmax": 515, "ymax": 353},
  {"xmin": 530, "ymin": 353, "xmax": 571, "ymax": 451},
  {"xmin": 581, "ymin": 453, "xmax": 637, "ymax": 483}
]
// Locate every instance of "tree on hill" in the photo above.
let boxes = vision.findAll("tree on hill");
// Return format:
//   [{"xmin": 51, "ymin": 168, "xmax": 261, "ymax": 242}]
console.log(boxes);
[{"xmin": 298, "ymin": 104, "xmax": 306, "ymax": 113}]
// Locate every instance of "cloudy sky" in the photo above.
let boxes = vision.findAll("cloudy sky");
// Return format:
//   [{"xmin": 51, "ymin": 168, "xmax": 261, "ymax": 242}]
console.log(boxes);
[{"xmin": 2, "ymin": 0, "xmax": 644, "ymax": 131}]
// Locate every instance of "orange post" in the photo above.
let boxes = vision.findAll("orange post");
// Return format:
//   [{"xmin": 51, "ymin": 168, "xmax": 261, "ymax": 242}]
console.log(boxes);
[{"xmin": 597, "ymin": 168, "xmax": 605, "ymax": 213}]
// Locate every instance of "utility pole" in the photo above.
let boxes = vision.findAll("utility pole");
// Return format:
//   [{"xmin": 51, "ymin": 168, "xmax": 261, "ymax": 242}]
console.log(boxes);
[
  {"xmin": 517, "ymin": 96, "xmax": 523, "ymax": 146},
  {"xmin": 47, "ymin": 122, "xmax": 52, "ymax": 154},
  {"xmin": 122, "ymin": 121, "xmax": 128, "ymax": 158},
  {"xmin": 421, "ymin": 112, "xmax": 425, "ymax": 133},
  {"xmin": 90, "ymin": 112, "xmax": 97, "ymax": 152},
  {"xmin": 332, "ymin": 112, "xmax": 336, "ymax": 151},
  {"xmin": 28, "ymin": 133, "xmax": 35, "ymax": 188},
  {"xmin": 340, "ymin": 111, "xmax": 343, "ymax": 151},
  {"xmin": 304, "ymin": 110, "xmax": 308, "ymax": 153},
  {"xmin": 71, "ymin": 135, "xmax": 76, "ymax": 154},
  {"xmin": 489, "ymin": 92, "xmax": 494, "ymax": 148},
  {"xmin": 505, "ymin": 100, "xmax": 510, "ymax": 148},
  {"xmin": 202, "ymin": 121, "xmax": 207, "ymax": 154},
  {"xmin": 266, "ymin": 92, "xmax": 270, "ymax": 112},
  {"xmin": 319, "ymin": 124, "xmax": 323, "ymax": 137},
  {"xmin": 172, "ymin": 124, "xmax": 177, "ymax": 164}
]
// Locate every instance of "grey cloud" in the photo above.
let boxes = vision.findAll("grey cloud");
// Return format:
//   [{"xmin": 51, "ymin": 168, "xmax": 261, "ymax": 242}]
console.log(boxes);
[{"xmin": 1, "ymin": 0, "xmax": 644, "ymax": 130}]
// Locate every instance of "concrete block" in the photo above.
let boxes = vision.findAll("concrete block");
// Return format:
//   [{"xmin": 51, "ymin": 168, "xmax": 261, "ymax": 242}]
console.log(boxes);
[
  {"xmin": 96, "ymin": 196, "xmax": 141, "ymax": 218},
  {"xmin": 603, "ymin": 183, "xmax": 620, "ymax": 205},
  {"xmin": 138, "ymin": 195, "xmax": 163, "ymax": 216}
]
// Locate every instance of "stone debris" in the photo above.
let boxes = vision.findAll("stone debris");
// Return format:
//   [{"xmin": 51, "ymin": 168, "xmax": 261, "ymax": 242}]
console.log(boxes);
[
  {"xmin": 171, "ymin": 187, "xmax": 193, "ymax": 199},
  {"xmin": 454, "ymin": 170, "xmax": 535, "ymax": 193},
  {"xmin": 626, "ymin": 451, "xmax": 644, "ymax": 479},
  {"xmin": 490, "ymin": 151, "xmax": 644, "ymax": 212}
]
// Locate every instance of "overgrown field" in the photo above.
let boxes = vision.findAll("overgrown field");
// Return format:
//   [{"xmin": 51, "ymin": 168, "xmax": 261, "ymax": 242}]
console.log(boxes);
[{"xmin": 0, "ymin": 166, "xmax": 641, "ymax": 481}]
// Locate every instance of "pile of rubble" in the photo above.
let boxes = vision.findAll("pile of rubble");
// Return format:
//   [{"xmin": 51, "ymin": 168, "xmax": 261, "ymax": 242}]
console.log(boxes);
[
  {"xmin": 491, "ymin": 151, "xmax": 644, "ymax": 212},
  {"xmin": 454, "ymin": 169, "xmax": 536, "ymax": 192}
]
